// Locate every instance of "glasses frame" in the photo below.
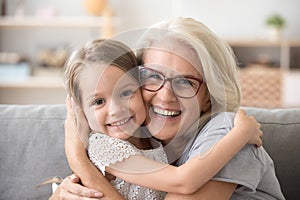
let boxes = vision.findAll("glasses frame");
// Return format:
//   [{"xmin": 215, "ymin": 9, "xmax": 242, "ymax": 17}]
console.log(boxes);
[{"xmin": 139, "ymin": 67, "xmax": 203, "ymax": 99}]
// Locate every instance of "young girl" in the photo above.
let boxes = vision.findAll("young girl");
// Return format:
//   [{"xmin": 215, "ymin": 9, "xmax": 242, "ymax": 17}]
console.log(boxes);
[
  {"xmin": 65, "ymin": 39, "xmax": 167, "ymax": 199},
  {"xmin": 63, "ymin": 39, "xmax": 262, "ymax": 199}
]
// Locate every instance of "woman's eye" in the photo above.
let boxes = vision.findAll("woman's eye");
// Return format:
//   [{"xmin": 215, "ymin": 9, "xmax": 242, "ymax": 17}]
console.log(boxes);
[
  {"xmin": 176, "ymin": 78, "xmax": 191, "ymax": 85},
  {"xmin": 149, "ymin": 73, "xmax": 163, "ymax": 80},
  {"xmin": 174, "ymin": 78, "xmax": 198, "ymax": 88},
  {"xmin": 120, "ymin": 89, "xmax": 134, "ymax": 98},
  {"xmin": 93, "ymin": 98, "xmax": 105, "ymax": 106}
]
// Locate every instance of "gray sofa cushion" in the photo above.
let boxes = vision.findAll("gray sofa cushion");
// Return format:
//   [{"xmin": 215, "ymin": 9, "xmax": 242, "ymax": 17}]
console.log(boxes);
[{"xmin": 0, "ymin": 105, "xmax": 71, "ymax": 200}]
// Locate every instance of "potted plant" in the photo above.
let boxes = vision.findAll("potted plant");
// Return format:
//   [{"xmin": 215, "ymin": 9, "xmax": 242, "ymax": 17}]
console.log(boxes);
[{"xmin": 265, "ymin": 14, "xmax": 286, "ymax": 41}]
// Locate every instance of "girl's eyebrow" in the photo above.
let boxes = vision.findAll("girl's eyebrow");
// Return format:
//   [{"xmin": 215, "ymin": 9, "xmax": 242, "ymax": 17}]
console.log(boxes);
[
  {"xmin": 86, "ymin": 81, "xmax": 138, "ymax": 102},
  {"xmin": 87, "ymin": 92, "xmax": 101, "ymax": 103}
]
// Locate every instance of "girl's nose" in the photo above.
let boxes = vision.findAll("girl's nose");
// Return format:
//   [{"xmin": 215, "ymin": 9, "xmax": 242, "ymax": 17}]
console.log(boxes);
[
  {"xmin": 108, "ymin": 99, "xmax": 126, "ymax": 116},
  {"xmin": 108, "ymin": 100, "xmax": 120, "ymax": 116}
]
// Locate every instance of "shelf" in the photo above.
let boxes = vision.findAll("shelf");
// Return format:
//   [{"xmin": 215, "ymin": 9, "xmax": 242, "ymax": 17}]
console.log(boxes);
[
  {"xmin": 0, "ymin": 16, "xmax": 108, "ymax": 28},
  {"xmin": 226, "ymin": 38, "xmax": 300, "ymax": 71},
  {"xmin": 0, "ymin": 67, "xmax": 65, "ymax": 89},
  {"xmin": 226, "ymin": 39, "xmax": 300, "ymax": 47}
]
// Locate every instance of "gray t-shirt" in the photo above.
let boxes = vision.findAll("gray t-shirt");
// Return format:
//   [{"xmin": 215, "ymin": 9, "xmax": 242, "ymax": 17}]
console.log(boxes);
[{"xmin": 177, "ymin": 112, "xmax": 285, "ymax": 200}]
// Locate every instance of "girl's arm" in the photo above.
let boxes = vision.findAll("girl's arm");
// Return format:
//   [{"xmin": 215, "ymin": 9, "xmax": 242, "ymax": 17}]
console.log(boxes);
[
  {"xmin": 106, "ymin": 109, "xmax": 262, "ymax": 194},
  {"xmin": 164, "ymin": 180, "xmax": 237, "ymax": 200},
  {"xmin": 65, "ymin": 96, "xmax": 125, "ymax": 200},
  {"xmin": 67, "ymin": 96, "xmax": 261, "ymax": 195}
]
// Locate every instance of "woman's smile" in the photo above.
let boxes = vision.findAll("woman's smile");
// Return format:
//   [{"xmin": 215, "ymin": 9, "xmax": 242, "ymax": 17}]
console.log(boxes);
[{"xmin": 152, "ymin": 106, "xmax": 181, "ymax": 118}]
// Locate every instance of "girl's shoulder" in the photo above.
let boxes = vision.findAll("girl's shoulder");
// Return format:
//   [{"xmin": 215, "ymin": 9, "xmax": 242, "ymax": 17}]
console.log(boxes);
[{"xmin": 88, "ymin": 133, "xmax": 141, "ymax": 172}]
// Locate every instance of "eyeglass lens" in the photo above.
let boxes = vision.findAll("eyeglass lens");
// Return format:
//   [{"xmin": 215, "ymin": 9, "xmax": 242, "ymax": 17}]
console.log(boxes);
[{"xmin": 139, "ymin": 67, "xmax": 201, "ymax": 98}]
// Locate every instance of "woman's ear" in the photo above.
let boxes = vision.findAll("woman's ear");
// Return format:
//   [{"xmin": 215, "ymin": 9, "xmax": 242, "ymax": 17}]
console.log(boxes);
[{"xmin": 200, "ymin": 83, "xmax": 211, "ymax": 113}]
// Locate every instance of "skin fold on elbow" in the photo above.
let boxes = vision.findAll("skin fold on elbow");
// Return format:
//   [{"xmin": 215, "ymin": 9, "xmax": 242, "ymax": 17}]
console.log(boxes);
[{"xmin": 170, "ymin": 170, "xmax": 201, "ymax": 195}]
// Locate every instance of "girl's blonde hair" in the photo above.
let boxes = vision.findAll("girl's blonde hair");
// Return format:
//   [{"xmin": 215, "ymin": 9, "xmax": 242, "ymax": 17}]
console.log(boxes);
[
  {"xmin": 137, "ymin": 17, "xmax": 241, "ymax": 113},
  {"xmin": 64, "ymin": 39, "xmax": 138, "ymax": 106}
]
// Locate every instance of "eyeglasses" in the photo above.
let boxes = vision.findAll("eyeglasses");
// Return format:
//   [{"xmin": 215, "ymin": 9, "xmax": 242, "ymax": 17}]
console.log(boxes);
[{"xmin": 139, "ymin": 67, "xmax": 203, "ymax": 98}]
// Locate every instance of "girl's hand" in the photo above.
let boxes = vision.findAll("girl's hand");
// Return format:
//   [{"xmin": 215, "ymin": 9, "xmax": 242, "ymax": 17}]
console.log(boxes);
[
  {"xmin": 49, "ymin": 174, "xmax": 103, "ymax": 200},
  {"xmin": 234, "ymin": 109, "xmax": 263, "ymax": 147},
  {"xmin": 65, "ymin": 95, "xmax": 90, "ymax": 159}
]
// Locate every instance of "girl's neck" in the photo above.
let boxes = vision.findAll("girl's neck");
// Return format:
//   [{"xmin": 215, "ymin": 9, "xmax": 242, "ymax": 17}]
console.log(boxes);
[{"xmin": 127, "ymin": 127, "xmax": 152, "ymax": 150}]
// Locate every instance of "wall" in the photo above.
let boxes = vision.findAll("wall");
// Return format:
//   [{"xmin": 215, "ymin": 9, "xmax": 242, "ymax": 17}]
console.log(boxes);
[
  {"xmin": 2, "ymin": 0, "xmax": 300, "ymax": 37},
  {"xmin": 1, "ymin": 0, "xmax": 300, "ymax": 105},
  {"xmin": 112, "ymin": 0, "xmax": 300, "ymax": 39},
  {"xmin": 1, "ymin": 0, "xmax": 299, "ymax": 62}
]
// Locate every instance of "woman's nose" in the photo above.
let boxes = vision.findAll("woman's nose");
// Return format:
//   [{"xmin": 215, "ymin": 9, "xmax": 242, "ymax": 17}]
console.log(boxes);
[{"xmin": 156, "ymin": 81, "xmax": 177, "ymax": 102}]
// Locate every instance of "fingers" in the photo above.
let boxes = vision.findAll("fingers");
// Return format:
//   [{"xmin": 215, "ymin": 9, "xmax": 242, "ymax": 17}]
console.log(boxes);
[
  {"xmin": 59, "ymin": 174, "xmax": 103, "ymax": 199},
  {"xmin": 70, "ymin": 97, "xmax": 90, "ymax": 149},
  {"xmin": 69, "ymin": 174, "xmax": 80, "ymax": 183},
  {"xmin": 256, "ymin": 133, "xmax": 263, "ymax": 147},
  {"xmin": 236, "ymin": 109, "xmax": 246, "ymax": 117},
  {"xmin": 65, "ymin": 95, "xmax": 89, "ymax": 149}
]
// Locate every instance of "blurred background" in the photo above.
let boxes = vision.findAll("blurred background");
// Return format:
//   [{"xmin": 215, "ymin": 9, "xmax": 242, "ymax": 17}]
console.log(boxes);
[{"xmin": 0, "ymin": 0, "xmax": 299, "ymax": 108}]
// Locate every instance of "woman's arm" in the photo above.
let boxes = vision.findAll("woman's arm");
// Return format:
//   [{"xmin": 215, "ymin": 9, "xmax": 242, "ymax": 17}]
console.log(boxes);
[
  {"xmin": 65, "ymin": 96, "xmax": 124, "ymax": 200},
  {"xmin": 106, "ymin": 109, "xmax": 262, "ymax": 194}
]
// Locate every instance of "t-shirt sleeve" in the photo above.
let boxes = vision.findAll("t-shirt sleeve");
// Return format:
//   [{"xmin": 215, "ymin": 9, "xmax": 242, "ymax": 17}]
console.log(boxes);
[
  {"xmin": 211, "ymin": 145, "xmax": 267, "ymax": 192},
  {"xmin": 88, "ymin": 133, "xmax": 141, "ymax": 173},
  {"xmin": 188, "ymin": 113, "xmax": 269, "ymax": 192}
]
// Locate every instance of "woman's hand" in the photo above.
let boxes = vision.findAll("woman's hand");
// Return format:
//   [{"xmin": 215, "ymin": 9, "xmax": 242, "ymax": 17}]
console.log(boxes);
[
  {"xmin": 49, "ymin": 174, "xmax": 103, "ymax": 200},
  {"xmin": 234, "ymin": 109, "xmax": 263, "ymax": 147}
]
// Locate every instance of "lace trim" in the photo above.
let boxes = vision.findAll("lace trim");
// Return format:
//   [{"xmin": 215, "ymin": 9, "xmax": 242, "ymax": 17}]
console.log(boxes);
[{"xmin": 88, "ymin": 133, "xmax": 141, "ymax": 173}]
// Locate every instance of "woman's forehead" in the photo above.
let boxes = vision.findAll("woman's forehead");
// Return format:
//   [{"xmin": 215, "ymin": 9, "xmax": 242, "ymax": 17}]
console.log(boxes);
[{"xmin": 143, "ymin": 48, "xmax": 202, "ymax": 78}]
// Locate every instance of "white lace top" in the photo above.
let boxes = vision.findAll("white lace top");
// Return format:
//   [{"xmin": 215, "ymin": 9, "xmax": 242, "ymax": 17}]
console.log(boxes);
[{"xmin": 88, "ymin": 133, "xmax": 168, "ymax": 200}]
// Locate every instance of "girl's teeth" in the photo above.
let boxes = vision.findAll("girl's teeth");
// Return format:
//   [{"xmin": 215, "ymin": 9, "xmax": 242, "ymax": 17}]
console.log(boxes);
[{"xmin": 110, "ymin": 117, "xmax": 130, "ymax": 126}]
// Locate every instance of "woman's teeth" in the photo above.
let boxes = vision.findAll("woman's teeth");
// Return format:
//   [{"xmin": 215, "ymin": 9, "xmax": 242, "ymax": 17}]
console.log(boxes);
[
  {"xmin": 153, "ymin": 107, "xmax": 181, "ymax": 117},
  {"xmin": 109, "ymin": 117, "xmax": 131, "ymax": 126}
]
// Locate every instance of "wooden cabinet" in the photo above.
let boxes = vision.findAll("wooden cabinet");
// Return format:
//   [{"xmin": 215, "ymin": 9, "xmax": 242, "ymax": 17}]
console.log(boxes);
[{"xmin": 227, "ymin": 39, "xmax": 300, "ymax": 108}]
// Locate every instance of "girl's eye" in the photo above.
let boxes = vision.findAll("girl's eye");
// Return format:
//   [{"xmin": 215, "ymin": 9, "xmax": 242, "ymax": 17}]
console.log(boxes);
[
  {"xmin": 93, "ymin": 98, "xmax": 105, "ymax": 106},
  {"xmin": 120, "ymin": 89, "xmax": 134, "ymax": 98}
]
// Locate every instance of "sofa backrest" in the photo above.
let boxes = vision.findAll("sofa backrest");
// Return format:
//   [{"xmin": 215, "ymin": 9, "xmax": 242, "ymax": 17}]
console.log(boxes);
[
  {"xmin": 0, "ymin": 104, "xmax": 71, "ymax": 199},
  {"xmin": 245, "ymin": 107, "xmax": 300, "ymax": 200},
  {"xmin": 0, "ymin": 105, "xmax": 299, "ymax": 199}
]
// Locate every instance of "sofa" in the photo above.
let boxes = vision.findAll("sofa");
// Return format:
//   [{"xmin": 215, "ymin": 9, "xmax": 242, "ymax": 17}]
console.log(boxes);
[{"xmin": 0, "ymin": 104, "xmax": 299, "ymax": 200}]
